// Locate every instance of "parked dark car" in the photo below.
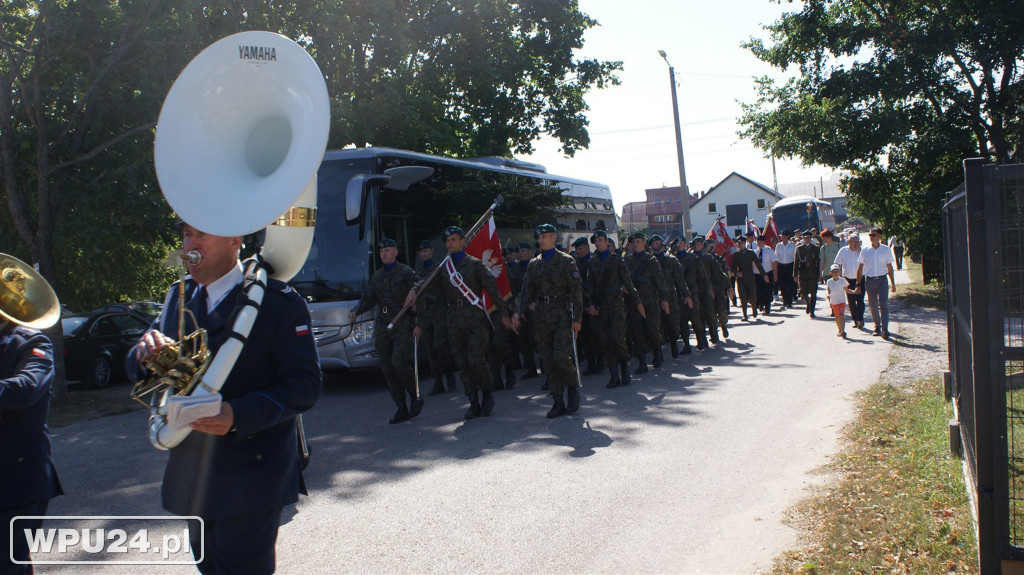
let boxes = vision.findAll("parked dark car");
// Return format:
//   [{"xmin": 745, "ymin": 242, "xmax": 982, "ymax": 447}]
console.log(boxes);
[
  {"xmin": 62, "ymin": 312, "xmax": 151, "ymax": 388},
  {"xmin": 89, "ymin": 301, "xmax": 163, "ymax": 320}
]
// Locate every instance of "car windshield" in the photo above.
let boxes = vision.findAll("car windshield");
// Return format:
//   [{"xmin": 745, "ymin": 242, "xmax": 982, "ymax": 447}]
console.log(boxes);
[
  {"xmin": 129, "ymin": 302, "xmax": 163, "ymax": 318},
  {"xmin": 61, "ymin": 317, "xmax": 89, "ymax": 337}
]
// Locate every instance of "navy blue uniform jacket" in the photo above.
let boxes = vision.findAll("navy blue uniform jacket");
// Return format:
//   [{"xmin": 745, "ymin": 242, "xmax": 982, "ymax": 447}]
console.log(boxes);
[
  {"xmin": 0, "ymin": 326, "xmax": 63, "ymax": 506},
  {"xmin": 127, "ymin": 276, "xmax": 321, "ymax": 520}
]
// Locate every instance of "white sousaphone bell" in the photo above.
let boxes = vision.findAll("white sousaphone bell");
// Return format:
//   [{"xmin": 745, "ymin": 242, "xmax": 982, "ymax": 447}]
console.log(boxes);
[{"xmin": 143, "ymin": 31, "xmax": 330, "ymax": 449}]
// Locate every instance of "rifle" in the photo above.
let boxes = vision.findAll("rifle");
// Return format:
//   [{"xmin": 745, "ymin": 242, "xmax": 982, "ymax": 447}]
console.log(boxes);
[{"xmin": 387, "ymin": 195, "xmax": 504, "ymax": 330}]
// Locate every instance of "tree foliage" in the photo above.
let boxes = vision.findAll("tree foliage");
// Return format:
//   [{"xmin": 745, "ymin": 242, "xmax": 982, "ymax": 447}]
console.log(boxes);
[{"xmin": 739, "ymin": 0, "xmax": 1024, "ymax": 264}]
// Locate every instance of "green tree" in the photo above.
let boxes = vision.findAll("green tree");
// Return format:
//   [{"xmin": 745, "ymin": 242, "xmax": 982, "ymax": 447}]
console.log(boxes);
[{"xmin": 739, "ymin": 0, "xmax": 1024, "ymax": 270}]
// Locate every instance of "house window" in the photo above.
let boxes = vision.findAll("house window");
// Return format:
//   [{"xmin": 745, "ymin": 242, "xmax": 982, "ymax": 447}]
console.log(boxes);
[
  {"xmin": 595, "ymin": 220, "xmax": 606, "ymax": 230},
  {"xmin": 575, "ymin": 219, "xmax": 588, "ymax": 231},
  {"xmin": 708, "ymin": 202, "xmax": 716, "ymax": 213},
  {"xmin": 756, "ymin": 199, "xmax": 767, "ymax": 209}
]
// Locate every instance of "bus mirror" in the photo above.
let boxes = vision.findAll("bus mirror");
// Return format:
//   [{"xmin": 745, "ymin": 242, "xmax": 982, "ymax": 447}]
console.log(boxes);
[
  {"xmin": 346, "ymin": 174, "xmax": 391, "ymax": 223},
  {"xmin": 382, "ymin": 166, "xmax": 434, "ymax": 191}
]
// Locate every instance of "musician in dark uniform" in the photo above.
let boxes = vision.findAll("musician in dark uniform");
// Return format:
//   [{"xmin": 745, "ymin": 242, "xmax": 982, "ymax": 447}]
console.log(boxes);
[
  {"xmin": 415, "ymin": 240, "xmax": 458, "ymax": 395},
  {"xmin": 128, "ymin": 222, "xmax": 322, "ymax": 575},
  {"xmin": 514, "ymin": 224, "xmax": 583, "ymax": 417},
  {"xmin": 405, "ymin": 226, "xmax": 511, "ymax": 419},
  {"xmin": 352, "ymin": 238, "xmax": 422, "ymax": 424},
  {"xmin": 1, "ymin": 319, "xmax": 63, "ymax": 574}
]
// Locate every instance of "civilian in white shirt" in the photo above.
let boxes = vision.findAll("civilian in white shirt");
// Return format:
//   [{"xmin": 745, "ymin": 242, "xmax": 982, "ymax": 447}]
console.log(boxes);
[
  {"xmin": 833, "ymin": 233, "xmax": 865, "ymax": 329},
  {"xmin": 774, "ymin": 229, "xmax": 797, "ymax": 309},
  {"xmin": 856, "ymin": 227, "xmax": 897, "ymax": 339},
  {"xmin": 753, "ymin": 235, "xmax": 778, "ymax": 316}
]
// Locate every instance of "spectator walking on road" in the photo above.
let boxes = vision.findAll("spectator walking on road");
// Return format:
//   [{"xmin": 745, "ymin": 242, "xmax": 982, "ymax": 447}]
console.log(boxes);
[
  {"xmin": 857, "ymin": 228, "xmax": 897, "ymax": 339},
  {"xmin": 833, "ymin": 233, "xmax": 866, "ymax": 329},
  {"xmin": 888, "ymin": 235, "xmax": 905, "ymax": 270},
  {"xmin": 826, "ymin": 263, "xmax": 857, "ymax": 338},
  {"xmin": 818, "ymin": 230, "xmax": 841, "ymax": 316}
]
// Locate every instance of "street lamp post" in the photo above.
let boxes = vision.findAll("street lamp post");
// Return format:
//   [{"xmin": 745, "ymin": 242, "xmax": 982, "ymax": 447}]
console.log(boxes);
[{"xmin": 659, "ymin": 50, "xmax": 692, "ymax": 240}]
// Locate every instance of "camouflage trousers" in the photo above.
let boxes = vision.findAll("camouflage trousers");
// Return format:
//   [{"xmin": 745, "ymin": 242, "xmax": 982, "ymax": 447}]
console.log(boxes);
[
  {"xmin": 533, "ymin": 308, "xmax": 578, "ymax": 396},
  {"xmin": 627, "ymin": 296, "xmax": 663, "ymax": 356},
  {"xmin": 376, "ymin": 319, "xmax": 415, "ymax": 398},
  {"xmin": 593, "ymin": 298, "xmax": 631, "ymax": 365},
  {"xmin": 448, "ymin": 309, "xmax": 494, "ymax": 395}
]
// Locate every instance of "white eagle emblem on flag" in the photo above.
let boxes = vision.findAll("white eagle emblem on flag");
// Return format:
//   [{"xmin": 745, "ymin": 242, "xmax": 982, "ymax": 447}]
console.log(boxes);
[{"xmin": 481, "ymin": 249, "xmax": 503, "ymax": 279}]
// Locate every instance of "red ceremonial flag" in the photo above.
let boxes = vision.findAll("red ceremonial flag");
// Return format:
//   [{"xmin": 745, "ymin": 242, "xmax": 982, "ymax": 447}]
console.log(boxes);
[
  {"xmin": 762, "ymin": 213, "xmax": 780, "ymax": 249},
  {"xmin": 706, "ymin": 220, "xmax": 736, "ymax": 268},
  {"xmin": 465, "ymin": 216, "xmax": 511, "ymax": 313}
]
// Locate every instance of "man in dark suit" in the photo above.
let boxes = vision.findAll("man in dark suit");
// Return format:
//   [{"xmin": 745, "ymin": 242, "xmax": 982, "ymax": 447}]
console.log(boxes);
[
  {"xmin": 129, "ymin": 222, "xmax": 321, "ymax": 574},
  {"xmin": 1, "ymin": 319, "xmax": 63, "ymax": 575}
]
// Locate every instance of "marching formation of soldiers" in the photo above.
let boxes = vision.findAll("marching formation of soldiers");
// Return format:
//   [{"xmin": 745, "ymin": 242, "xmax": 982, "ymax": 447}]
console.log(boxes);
[{"xmin": 354, "ymin": 222, "xmax": 824, "ymax": 424}]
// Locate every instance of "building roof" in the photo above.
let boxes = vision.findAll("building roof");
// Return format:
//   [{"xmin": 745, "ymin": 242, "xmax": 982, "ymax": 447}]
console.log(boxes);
[{"xmin": 691, "ymin": 172, "xmax": 782, "ymax": 209}]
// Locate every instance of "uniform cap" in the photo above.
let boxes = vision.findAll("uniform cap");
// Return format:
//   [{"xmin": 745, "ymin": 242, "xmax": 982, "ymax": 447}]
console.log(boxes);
[
  {"xmin": 628, "ymin": 231, "xmax": 646, "ymax": 242},
  {"xmin": 690, "ymin": 235, "xmax": 705, "ymax": 244},
  {"xmin": 648, "ymin": 234, "xmax": 664, "ymax": 243},
  {"xmin": 571, "ymin": 237, "xmax": 588, "ymax": 247},
  {"xmin": 802, "ymin": 230, "xmax": 813, "ymax": 237},
  {"xmin": 781, "ymin": 229, "xmax": 793, "ymax": 236},
  {"xmin": 417, "ymin": 240, "xmax": 433, "ymax": 250},
  {"xmin": 442, "ymin": 225, "xmax": 464, "ymax": 239},
  {"xmin": 516, "ymin": 242, "xmax": 533, "ymax": 251},
  {"xmin": 534, "ymin": 223, "xmax": 557, "ymax": 238},
  {"xmin": 378, "ymin": 238, "xmax": 397, "ymax": 249},
  {"xmin": 590, "ymin": 229, "xmax": 608, "ymax": 242}
]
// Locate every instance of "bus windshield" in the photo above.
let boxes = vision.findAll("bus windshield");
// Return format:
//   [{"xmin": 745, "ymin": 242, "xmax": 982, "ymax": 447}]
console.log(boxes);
[{"xmin": 289, "ymin": 159, "xmax": 375, "ymax": 303}]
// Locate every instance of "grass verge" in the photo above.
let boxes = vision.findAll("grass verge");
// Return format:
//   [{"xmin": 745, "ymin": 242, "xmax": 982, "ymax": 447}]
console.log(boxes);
[
  {"xmin": 770, "ymin": 377, "xmax": 977, "ymax": 574},
  {"xmin": 896, "ymin": 261, "xmax": 945, "ymax": 310}
]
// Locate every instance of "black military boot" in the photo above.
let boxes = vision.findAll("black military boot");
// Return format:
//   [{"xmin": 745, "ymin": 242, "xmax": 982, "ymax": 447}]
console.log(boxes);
[
  {"xmin": 742, "ymin": 306, "xmax": 748, "ymax": 321},
  {"xmin": 670, "ymin": 340, "xmax": 679, "ymax": 358},
  {"xmin": 721, "ymin": 325, "xmax": 729, "ymax": 339},
  {"xmin": 606, "ymin": 365, "xmax": 621, "ymax": 388},
  {"xmin": 696, "ymin": 329, "xmax": 709, "ymax": 350},
  {"xmin": 408, "ymin": 392, "xmax": 424, "ymax": 419},
  {"xmin": 620, "ymin": 362, "xmax": 632, "ymax": 386},
  {"xmin": 445, "ymin": 372, "xmax": 459, "ymax": 392},
  {"xmin": 635, "ymin": 353, "xmax": 648, "ymax": 374},
  {"xmin": 709, "ymin": 328, "xmax": 720, "ymax": 344},
  {"xmin": 566, "ymin": 386, "xmax": 581, "ymax": 414},
  {"xmin": 547, "ymin": 393, "xmax": 567, "ymax": 418},
  {"xmin": 682, "ymin": 341, "xmax": 693, "ymax": 354},
  {"xmin": 491, "ymin": 367, "xmax": 505, "ymax": 390},
  {"xmin": 541, "ymin": 377, "xmax": 550, "ymax": 391},
  {"xmin": 504, "ymin": 365, "xmax": 516, "ymax": 390},
  {"xmin": 427, "ymin": 376, "xmax": 445, "ymax": 396},
  {"xmin": 481, "ymin": 391, "xmax": 495, "ymax": 416},
  {"xmin": 652, "ymin": 347, "xmax": 664, "ymax": 368},
  {"xmin": 464, "ymin": 392, "xmax": 481, "ymax": 419},
  {"xmin": 389, "ymin": 395, "xmax": 410, "ymax": 424}
]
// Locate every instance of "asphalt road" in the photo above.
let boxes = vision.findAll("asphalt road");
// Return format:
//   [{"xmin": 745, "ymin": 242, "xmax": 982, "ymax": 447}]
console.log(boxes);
[{"xmin": 41, "ymin": 281, "xmax": 907, "ymax": 574}]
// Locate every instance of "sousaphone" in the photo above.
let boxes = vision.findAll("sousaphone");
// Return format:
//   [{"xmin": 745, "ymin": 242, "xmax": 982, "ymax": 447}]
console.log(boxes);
[
  {"xmin": 137, "ymin": 30, "xmax": 330, "ymax": 450},
  {"xmin": 0, "ymin": 254, "xmax": 61, "ymax": 331}
]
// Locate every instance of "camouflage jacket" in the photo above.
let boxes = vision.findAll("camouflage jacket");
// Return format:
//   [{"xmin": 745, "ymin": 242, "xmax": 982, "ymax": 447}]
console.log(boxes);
[
  {"xmin": 625, "ymin": 250, "xmax": 670, "ymax": 303},
  {"xmin": 655, "ymin": 252, "xmax": 690, "ymax": 299},
  {"xmin": 584, "ymin": 249, "xmax": 638, "ymax": 309},
  {"xmin": 517, "ymin": 249, "xmax": 583, "ymax": 324},
  {"xmin": 354, "ymin": 262, "xmax": 420, "ymax": 331}
]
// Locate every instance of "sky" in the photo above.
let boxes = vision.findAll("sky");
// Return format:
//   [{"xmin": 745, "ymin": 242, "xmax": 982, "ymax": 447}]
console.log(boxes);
[{"xmin": 525, "ymin": 0, "xmax": 835, "ymax": 210}]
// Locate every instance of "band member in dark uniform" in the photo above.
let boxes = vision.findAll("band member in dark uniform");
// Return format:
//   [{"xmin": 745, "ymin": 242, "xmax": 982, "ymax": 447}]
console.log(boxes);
[
  {"xmin": 128, "ymin": 222, "xmax": 322, "ymax": 574},
  {"xmin": 1, "ymin": 303, "xmax": 63, "ymax": 575}
]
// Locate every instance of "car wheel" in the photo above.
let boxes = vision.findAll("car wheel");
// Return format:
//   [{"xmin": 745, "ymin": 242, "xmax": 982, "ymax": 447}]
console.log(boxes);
[{"xmin": 87, "ymin": 356, "xmax": 113, "ymax": 389}]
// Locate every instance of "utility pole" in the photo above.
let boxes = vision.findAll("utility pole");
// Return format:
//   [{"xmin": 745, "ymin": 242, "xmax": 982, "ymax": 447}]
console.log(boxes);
[{"xmin": 659, "ymin": 50, "xmax": 692, "ymax": 239}]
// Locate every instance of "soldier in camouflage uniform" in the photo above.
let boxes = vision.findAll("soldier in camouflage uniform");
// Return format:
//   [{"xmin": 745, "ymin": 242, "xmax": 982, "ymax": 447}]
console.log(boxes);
[
  {"xmin": 513, "ymin": 224, "xmax": 583, "ymax": 417},
  {"xmin": 674, "ymin": 240, "xmax": 708, "ymax": 352},
  {"xmin": 730, "ymin": 232, "xmax": 767, "ymax": 321},
  {"xmin": 507, "ymin": 242, "xmax": 538, "ymax": 379},
  {"xmin": 584, "ymin": 229, "xmax": 641, "ymax": 388},
  {"xmin": 624, "ymin": 232, "xmax": 672, "ymax": 373},
  {"xmin": 350, "ymin": 238, "xmax": 423, "ymax": 424},
  {"xmin": 690, "ymin": 236, "xmax": 721, "ymax": 344},
  {"xmin": 795, "ymin": 230, "xmax": 821, "ymax": 318},
  {"xmin": 704, "ymin": 242, "xmax": 733, "ymax": 339},
  {"xmin": 650, "ymin": 235, "xmax": 690, "ymax": 358},
  {"xmin": 414, "ymin": 240, "xmax": 458, "ymax": 396},
  {"xmin": 572, "ymin": 236, "xmax": 602, "ymax": 375},
  {"xmin": 406, "ymin": 226, "xmax": 512, "ymax": 420}
]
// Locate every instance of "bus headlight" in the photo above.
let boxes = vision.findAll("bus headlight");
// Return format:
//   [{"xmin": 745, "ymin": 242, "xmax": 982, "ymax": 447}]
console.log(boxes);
[{"xmin": 344, "ymin": 320, "xmax": 375, "ymax": 346}]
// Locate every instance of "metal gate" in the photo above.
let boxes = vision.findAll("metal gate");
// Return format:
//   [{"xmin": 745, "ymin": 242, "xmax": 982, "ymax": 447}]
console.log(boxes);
[{"xmin": 944, "ymin": 159, "xmax": 1024, "ymax": 573}]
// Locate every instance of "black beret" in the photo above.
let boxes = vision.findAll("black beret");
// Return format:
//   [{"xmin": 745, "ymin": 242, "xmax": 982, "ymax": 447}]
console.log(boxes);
[
  {"xmin": 516, "ymin": 242, "xmax": 533, "ymax": 250},
  {"xmin": 378, "ymin": 238, "xmax": 397, "ymax": 249},
  {"xmin": 649, "ymin": 234, "xmax": 664, "ymax": 243},
  {"xmin": 417, "ymin": 240, "xmax": 433, "ymax": 250},
  {"xmin": 590, "ymin": 229, "xmax": 608, "ymax": 242},
  {"xmin": 571, "ymin": 237, "xmax": 588, "ymax": 247},
  {"xmin": 442, "ymin": 225, "xmax": 464, "ymax": 239},
  {"xmin": 534, "ymin": 223, "xmax": 557, "ymax": 238}
]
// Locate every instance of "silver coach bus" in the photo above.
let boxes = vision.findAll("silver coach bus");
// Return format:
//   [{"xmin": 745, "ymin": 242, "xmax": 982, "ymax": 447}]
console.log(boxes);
[{"xmin": 290, "ymin": 147, "xmax": 616, "ymax": 370}]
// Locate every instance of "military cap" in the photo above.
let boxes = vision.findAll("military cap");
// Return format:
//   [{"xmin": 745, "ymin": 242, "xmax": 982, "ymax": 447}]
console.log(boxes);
[
  {"xmin": 690, "ymin": 235, "xmax": 705, "ymax": 244},
  {"xmin": 417, "ymin": 240, "xmax": 433, "ymax": 250},
  {"xmin": 802, "ymin": 229, "xmax": 813, "ymax": 237},
  {"xmin": 534, "ymin": 223, "xmax": 557, "ymax": 238},
  {"xmin": 781, "ymin": 229, "xmax": 793, "ymax": 236},
  {"xmin": 378, "ymin": 238, "xmax": 397, "ymax": 249},
  {"xmin": 649, "ymin": 234, "xmax": 664, "ymax": 244},
  {"xmin": 555, "ymin": 243, "xmax": 566, "ymax": 251},
  {"xmin": 442, "ymin": 225, "xmax": 464, "ymax": 239},
  {"xmin": 607, "ymin": 238, "xmax": 615, "ymax": 248},
  {"xmin": 516, "ymin": 242, "xmax": 533, "ymax": 251},
  {"xmin": 590, "ymin": 229, "xmax": 609, "ymax": 242},
  {"xmin": 628, "ymin": 231, "xmax": 646, "ymax": 242},
  {"xmin": 571, "ymin": 236, "xmax": 588, "ymax": 247}
]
